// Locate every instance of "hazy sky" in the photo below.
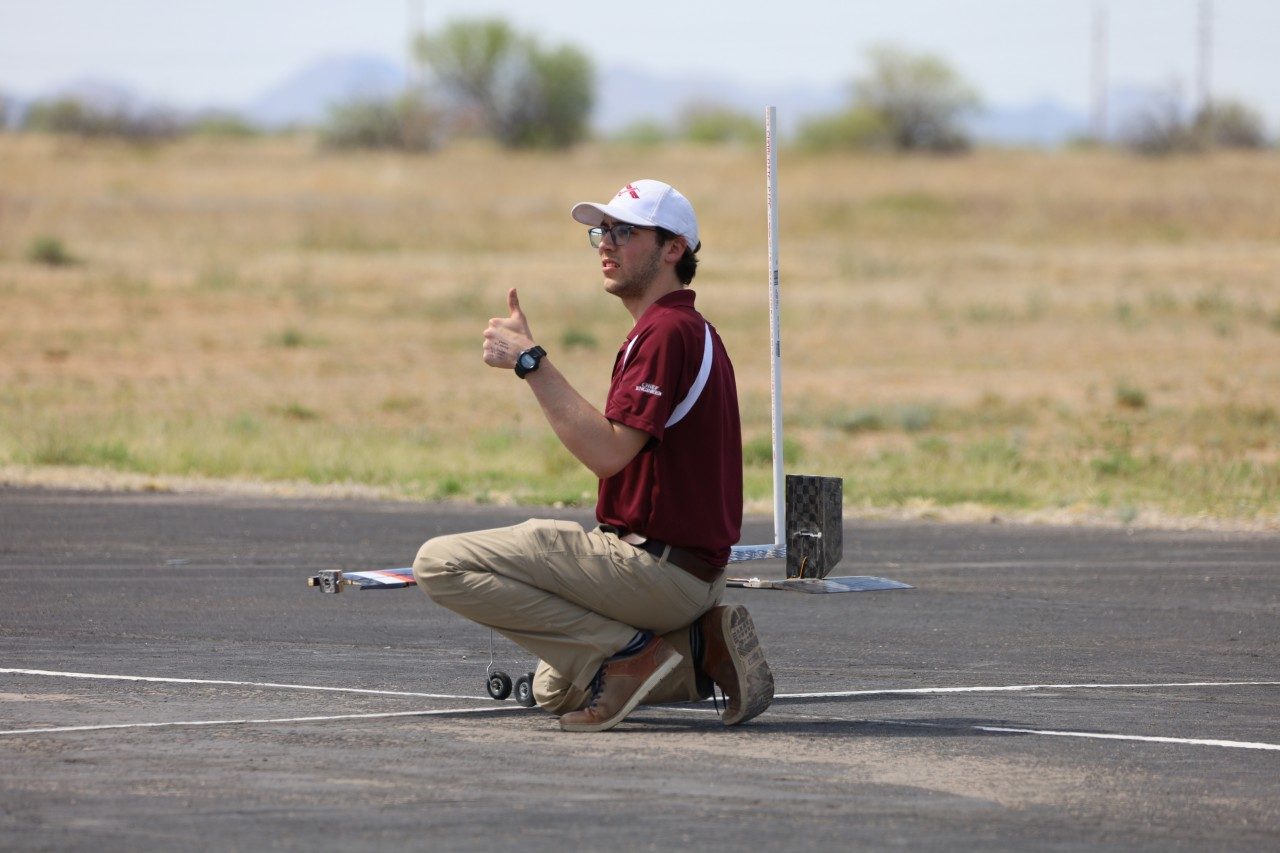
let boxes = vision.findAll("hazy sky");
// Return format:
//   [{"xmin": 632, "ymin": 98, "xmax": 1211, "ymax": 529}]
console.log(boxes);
[{"xmin": 1, "ymin": 0, "xmax": 1277, "ymax": 120}]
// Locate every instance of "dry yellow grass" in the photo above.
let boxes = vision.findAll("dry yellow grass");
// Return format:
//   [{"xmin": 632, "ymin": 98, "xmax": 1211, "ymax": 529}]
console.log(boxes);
[{"xmin": 1, "ymin": 134, "xmax": 1277, "ymax": 527}]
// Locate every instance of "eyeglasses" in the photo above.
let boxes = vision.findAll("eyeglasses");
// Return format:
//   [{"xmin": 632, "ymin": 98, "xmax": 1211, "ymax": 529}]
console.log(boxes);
[{"xmin": 588, "ymin": 223, "xmax": 654, "ymax": 248}]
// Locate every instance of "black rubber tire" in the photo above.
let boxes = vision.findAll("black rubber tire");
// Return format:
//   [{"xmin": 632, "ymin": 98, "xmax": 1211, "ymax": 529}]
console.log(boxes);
[
  {"xmin": 486, "ymin": 671, "xmax": 513, "ymax": 701},
  {"xmin": 514, "ymin": 673, "xmax": 536, "ymax": 707}
]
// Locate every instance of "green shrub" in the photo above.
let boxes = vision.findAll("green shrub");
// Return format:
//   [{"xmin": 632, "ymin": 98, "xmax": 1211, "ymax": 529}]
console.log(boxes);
[
  {"xmin": 834, "ymin": 404, "xmax": 936, "ymax": 433},
  {"xmin": 796, "ymin": 107, "xmax": 891, "ymax": 152},
  {"xmin": 896, "ymin": 404, "xmax": 937, "ymax": 432},
  {"xmin": 320, "ymin": 96, "xmax": 438, "ymax": 151},
  {"xmin": 835, "ymin": 408, "xmax": 885, "ymax": 433},
  {"xmin": 276, "ymin": 402, "xmax": 320, "ymax": 421},
  {"xmin": 677, "ymin": 104, "xmax": 762, "ymax": 146},
  {"xmin": 612, "ymin": 120, "xmax": 669, "ymax": 147},
  {"xmin": 269, "ymin": 327, "xmax": 321, "ymax": 348},
  {"xmin": 1093, "ymin": 449, "xmax": 1142, "ymax": 477},
  {"xmin": 192, "ymin": 112, "xmax": 260, "ymax": 139},
  {"xmin": 435, "ymin": 477, "xmax": 464, "ymax": 498},
  {"xmin": 560, "ymin": 327, "xmax": 598, "ymax": 350},
  {"xmin": 1114, "ymin": 383, "xmax": 1148, "ymax": 410},
  {"xmin": 27, "ymin": 235, "xmax": 75, "ymax": 266},
  {"xmin": 23, "ymin": 97, "xmax": 182, "ymax": 141},
  {"xmin": 743, "ymin": 435, "xmax": 802, "ymax": 466}
]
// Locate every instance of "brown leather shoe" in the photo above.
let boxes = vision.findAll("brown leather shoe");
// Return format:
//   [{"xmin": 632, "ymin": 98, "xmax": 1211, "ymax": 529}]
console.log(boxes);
[
  {"xmin": 698, "ymin": 604, "xmax": 774, "ymax": 725},
  {"xmin": 559, "ymin": 636, "xmax": 682, "ymax": 733}
]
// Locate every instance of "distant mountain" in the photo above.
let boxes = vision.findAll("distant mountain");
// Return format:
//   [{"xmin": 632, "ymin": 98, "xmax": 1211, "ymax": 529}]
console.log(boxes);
[
  {"xmin": 599, "ymin": 65, "xmax": 1102, "ymax": 147},
  {"xmin": 238, "ymin": 57, "xmax": 849, "ymax": 137},
  {"xmin": 967, "ymin": 98, "xmax": 1089, "ymax": 147},
  {"xmin": 5, "ymin": 53, "xmax": 1176, "ymax": 147},
  {"xmin": 593, "ymin": 66, "xmax": 1106, "ymax": 147},
  {"xmin": 1, "ymin": 93, "xmax": 28, "ymax": 129},
  {"xmin": 48, "ymin": 77, "xmax": 141, "ymax": 111},
  {"xmin": 245, "ymin": 55, "xmax": 407, "ymax": 129}
]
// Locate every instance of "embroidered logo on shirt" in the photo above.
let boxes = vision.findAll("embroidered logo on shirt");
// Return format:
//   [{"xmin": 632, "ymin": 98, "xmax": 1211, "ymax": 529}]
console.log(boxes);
[{"xmin": 635, "ymin": 382, "xmax": 663, "ymax": 397}]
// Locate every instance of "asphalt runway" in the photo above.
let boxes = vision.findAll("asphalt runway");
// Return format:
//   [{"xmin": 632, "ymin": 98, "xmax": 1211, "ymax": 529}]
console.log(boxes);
[{"xmin": 2, "ymin": 487, "xmax": 1278, "ymax": 851}]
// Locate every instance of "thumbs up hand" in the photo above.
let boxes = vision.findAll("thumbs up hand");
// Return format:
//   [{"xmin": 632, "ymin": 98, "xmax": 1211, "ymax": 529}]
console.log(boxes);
[{"xmin": 483, "ymin": 288, "xmax": 536, "ymax": 369}]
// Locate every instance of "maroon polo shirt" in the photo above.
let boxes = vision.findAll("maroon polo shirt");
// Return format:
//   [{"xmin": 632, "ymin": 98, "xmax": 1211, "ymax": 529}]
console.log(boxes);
[{"xmin": 596, "ymin": 289, "xmax": 743, "ymax": 567}]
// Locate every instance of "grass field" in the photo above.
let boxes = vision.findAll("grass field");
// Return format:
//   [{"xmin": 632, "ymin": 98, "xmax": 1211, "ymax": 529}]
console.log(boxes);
[{"xmin": 1, "ymin": 134, "xmax": 1277, "ymax": 527}]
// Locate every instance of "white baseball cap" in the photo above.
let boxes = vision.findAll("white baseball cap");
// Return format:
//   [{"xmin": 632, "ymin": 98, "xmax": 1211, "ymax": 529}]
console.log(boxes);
[{"xmin": 571, "ymin": 179, "xmax": 700, "ymax": 252}]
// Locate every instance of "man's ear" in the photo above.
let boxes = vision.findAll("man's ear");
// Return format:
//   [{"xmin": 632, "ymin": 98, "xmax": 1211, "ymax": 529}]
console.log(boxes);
[{"xmin": 663, "ymin": 236, "xmax": 687, "ymax": 263}]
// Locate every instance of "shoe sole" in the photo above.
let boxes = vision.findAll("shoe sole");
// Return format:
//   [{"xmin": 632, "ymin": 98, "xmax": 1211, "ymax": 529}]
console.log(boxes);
[
  {"xmin": 559, "ymin": 651, "xmax": 683, "ymax": 733},
  {"xmin": 719, "ymin": 605, "xmax": 774, "ymax": 726}
]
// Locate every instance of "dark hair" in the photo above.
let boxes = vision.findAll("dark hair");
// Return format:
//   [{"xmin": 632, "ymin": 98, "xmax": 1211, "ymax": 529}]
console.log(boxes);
[{"xmin": 655, "ymin": 227, "xmax": 699, "ymax": 285}]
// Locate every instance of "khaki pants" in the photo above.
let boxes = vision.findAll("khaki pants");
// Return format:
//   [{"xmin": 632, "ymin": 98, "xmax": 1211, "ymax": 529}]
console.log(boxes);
[{"xmin": 413, "ymin": 519, "xmax": 725, "ymax": 714}]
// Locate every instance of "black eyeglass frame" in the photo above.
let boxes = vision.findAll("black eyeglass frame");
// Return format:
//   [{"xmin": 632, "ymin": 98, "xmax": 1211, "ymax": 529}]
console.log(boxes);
[{"xmin": 587, "ymin": 223, "xmax": 656, "ymax": 248}]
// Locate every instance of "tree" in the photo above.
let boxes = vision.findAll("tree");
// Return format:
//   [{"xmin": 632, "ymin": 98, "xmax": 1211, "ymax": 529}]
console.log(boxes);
[
  {"xmin": 416, "ymin": 18, "xmax": 593, "ymax": 149},
  {"xmin": 853, "ymin": 44, "xmax": 980, "ymax": 152},
  {"xmin": 1122, "ymin": 96, "xmax": 1271, "ymax": 156},
  {"xmin": 1194, "ymin": 99, "xmax": 1270, "ymax": 149},
  {"xmin": 515, "ymin": 44, "xmax": 593, "ymax": 148},
  {"xmin": 1120, "ymin": 91, "xmax": 1203, "ymax": 156}
]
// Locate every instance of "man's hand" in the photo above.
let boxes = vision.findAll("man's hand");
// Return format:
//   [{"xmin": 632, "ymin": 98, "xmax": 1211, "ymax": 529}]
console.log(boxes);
[
  {"xmin": 483, "ymin": 288, "xmax": 536, "ymax": 369},
  {"xmin": 480, "ymin": 286, "xmax": 647, "ymax": 476}
]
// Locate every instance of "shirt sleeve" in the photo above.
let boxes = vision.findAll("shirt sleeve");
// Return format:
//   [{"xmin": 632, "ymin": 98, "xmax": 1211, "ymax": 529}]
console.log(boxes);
[{"xmin": 604, "ymin": 324, "xmax": 688, "ymax": 443}]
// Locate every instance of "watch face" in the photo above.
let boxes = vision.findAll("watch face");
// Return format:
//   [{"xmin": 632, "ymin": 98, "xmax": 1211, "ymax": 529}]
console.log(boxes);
[{"xmin": 518, "ymin": 353, "xmax": 536, "ymax": 370}]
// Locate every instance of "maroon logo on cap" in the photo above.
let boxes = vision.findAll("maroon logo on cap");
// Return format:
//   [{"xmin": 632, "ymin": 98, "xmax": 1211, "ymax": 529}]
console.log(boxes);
[{"xmin": 617, "ymin": 184, "xmax": 640, "ymax": 199}]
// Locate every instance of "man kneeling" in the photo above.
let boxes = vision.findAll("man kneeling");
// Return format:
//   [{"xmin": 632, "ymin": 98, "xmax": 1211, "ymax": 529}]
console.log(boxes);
[{"xmin": 412, "ymin": 180, "xmax": 772, "ymax": 732}]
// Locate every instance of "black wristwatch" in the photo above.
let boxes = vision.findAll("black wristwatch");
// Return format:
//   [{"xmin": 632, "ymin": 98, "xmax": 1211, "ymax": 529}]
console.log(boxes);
[{"xmin": 514, "ymin": 346, "xmax": 546, "ymax": 379}]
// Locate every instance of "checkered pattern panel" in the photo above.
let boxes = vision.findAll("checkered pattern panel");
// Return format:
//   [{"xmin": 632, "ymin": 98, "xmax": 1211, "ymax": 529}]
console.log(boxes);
[{"xmin": 785, "ymin": 475, "xmax": 844, "ymax": 578}]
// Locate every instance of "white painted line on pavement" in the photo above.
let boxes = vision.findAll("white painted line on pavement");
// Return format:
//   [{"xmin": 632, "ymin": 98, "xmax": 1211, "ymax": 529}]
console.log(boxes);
[
  {"xmin": 858, "ymin": 717, "xmax": 1280, "ymax": 752},
  {"xmin": 667, "ymin": 704, "xmax": 1280, "ymax": 751},
  {"xmin": 6, "ymin": 669, "xmax": 1279, "ymax": 748},
  {"xmin": 966, "ymin": 724, "xmax": 1280, "ymax": 751},
  {"xmin": 774, "ymin": 680, "xmax": 1280, "ymax": 700},
  {"xmin": 651, "ymin": 704, "xmax": 1280, "ymax": 751},
  {"xmin": 0, "ymin": 704, "xmax": 527, "ymax": 737},
  {"xmin": 0, "ymin": 667, "xmax": 480, "ymax": 700},
  {"xmin": 9, "ymin": 670, "xmax": 1275, "ymax": 704}
]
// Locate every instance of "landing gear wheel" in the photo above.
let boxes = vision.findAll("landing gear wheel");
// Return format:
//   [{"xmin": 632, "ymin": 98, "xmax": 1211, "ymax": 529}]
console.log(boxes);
[
  {"xmin": 514, "ymin": 672, "xmax": 536, "ymax": 707},
  {"xmin": 486, "ymin": 671, "xmax": 513, "ymax": 701}
]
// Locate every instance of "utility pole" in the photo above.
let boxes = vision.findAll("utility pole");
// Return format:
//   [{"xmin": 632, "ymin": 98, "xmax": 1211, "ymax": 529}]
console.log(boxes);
[
  {"xmin": 1197, "ymin": 0, "xmax": 1214, "ymax": 114},
  {"xmin": 407, "ymin": 0, "xmax": 425, "ymax": 92},
  {"xmin": 1090, "ymin": 2, "xmax": 1109, "ymax": 142},
  {"xmin": 404, "ymin": 0, "xmax": 428, "ymax": 148}
]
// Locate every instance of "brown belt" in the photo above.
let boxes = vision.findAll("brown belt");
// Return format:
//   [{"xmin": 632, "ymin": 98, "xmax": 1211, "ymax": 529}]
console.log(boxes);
[
  {"xmin": 603, "ymin": 526, "xmax": 723, "ymax": 583},
  {"xmin": 637, "ymin": 538, "xmax": 722, "ymax": 583}
]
